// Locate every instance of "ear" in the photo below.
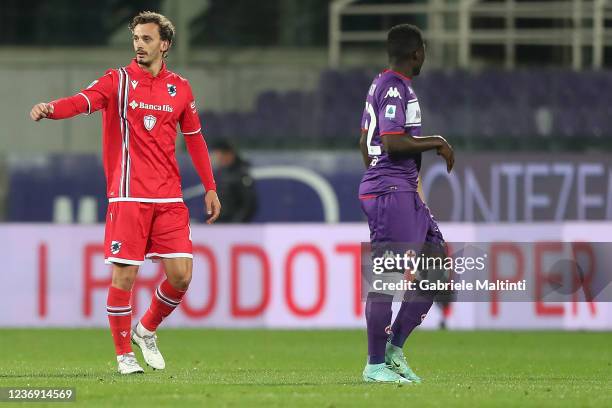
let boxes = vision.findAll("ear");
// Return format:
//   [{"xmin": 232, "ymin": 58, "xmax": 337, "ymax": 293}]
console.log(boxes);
[
  {"xmin": 413, "ymin": 48, "xmax": 422, "ymax": 61},
  {"xmin": 161, "ymin": 40, "xmax": 170, "ymax": 52}
]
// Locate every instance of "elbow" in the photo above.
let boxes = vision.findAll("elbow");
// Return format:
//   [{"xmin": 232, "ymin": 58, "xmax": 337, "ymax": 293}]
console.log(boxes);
[{"xmin": 359, "ymin": 133, "xmax": 367, "ymax": 150}]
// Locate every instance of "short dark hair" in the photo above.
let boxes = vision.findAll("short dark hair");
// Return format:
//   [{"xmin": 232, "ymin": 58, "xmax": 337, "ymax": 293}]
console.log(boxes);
[
  {"xmin": 211, "ymin": 139, "xmax": 236, "ymax": 153},
  {"xmin": 129, "ymin": 11, "xmax": 175, "ymax": 57},
  {"xmin": 387, "ymin": 24, "xmax": 424, "ymax": 63}
]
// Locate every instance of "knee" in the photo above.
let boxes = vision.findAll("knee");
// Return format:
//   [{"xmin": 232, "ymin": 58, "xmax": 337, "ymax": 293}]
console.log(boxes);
[
  {"xmin": 111, "ymin": 265, "xmax": 138, "ymax": 290},
  {"xmin": 169, "ymin": 269, "xmax": 192, "ymax": 291}
]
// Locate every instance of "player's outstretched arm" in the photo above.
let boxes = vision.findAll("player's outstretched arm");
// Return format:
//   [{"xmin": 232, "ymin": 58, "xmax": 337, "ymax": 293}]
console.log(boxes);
[
  {"xmin": 30, "ymin": 103, "xmax": 54, "ymax": 121},
  {"xmin": 382, "ymin": 134, "xmax": 454, "ymax": 173},
  {"xmin": 30, "ymin": 93, "xmax": 91, "ymax": 122}
]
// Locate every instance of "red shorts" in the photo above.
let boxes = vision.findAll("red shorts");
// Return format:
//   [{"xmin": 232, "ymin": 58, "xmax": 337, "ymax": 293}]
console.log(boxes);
[{"xmin": 104, "ymin": 201, "xmax": 192, "ymax": 265}]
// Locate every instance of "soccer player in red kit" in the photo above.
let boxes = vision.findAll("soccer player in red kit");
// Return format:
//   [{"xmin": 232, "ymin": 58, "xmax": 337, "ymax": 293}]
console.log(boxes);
[{"xmin": 29, "ymin": 11, "xmax": 221, "ymax": 374}]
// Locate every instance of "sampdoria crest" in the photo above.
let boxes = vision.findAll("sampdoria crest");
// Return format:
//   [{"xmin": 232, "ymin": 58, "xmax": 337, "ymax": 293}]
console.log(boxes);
[{"xmin": 167, "ymin": 83, "xmax": 177, "ymax": 97}]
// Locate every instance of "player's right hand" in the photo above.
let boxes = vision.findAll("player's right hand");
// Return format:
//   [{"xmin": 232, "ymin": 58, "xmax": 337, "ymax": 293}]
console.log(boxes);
[
  {"xmin": 30, "ymin": 102, "xmax": 54, "ymax": 121},
  {"xmin": 435, "ymin": 136, "xmax": 454, "ymax": 173}
]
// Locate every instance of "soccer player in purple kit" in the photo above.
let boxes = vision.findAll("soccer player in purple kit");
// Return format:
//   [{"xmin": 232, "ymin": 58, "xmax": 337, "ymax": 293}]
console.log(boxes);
[{"xmin": 358, "ymin": 24, "xmax": 454, "ymax": 383}]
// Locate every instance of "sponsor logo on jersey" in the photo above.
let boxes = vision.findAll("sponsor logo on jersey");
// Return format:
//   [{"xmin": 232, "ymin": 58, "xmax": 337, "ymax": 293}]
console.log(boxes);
[
  {"xmin": 143, "ymin": 114, "xmax": 157, "ymax": 131},
  {"xmin": 190, "ymin": 101, "xmax": 196, "ymax": 114},
  {"xmin": 110, "ymin": 241, "xmax": 122, "ymax": 255},
  {"xmin": 129, "ymin": 100, "xmax": 173, "ymax": 112},
  {"xmin": 385, "ymin": 104, "xmax": 396, "ymax": 118},
  {"xmin": 406, "ymin": 100, "xmax": 421, "ymax": 125},
  {"xmin": 384, "ymin": 87, "xmax": 402, "ymax": 99},
  {"xmin": 131, "ymin": 80, "xmax": 138, "ymax": 90},
  {"xmin": 167, "ymin": 83, "xmax": 177, "ymax": 97}
]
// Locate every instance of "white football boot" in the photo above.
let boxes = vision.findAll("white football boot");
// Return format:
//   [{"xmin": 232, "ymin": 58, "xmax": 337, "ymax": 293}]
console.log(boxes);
[
  {"xmin": 116, "ymin": 352, "xmax": 144, "ymax": 374},
  {"xmin": 131, "ymin": 322, "xmax": 166, "ymax": 370}
]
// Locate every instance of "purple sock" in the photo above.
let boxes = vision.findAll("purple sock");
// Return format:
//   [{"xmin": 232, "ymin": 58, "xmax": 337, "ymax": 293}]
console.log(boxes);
[
  {"xmin": 390, "ymin": 290, "xmax": 435, "ymax": 348},
  {"xmin": 365, "ymin": 292, "xmax": 393, "ymax": 364}
]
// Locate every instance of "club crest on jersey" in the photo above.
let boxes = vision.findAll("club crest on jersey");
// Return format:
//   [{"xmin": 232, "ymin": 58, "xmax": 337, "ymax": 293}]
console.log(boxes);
[
  {"xmin": 384, "ymin": 87, "xmax": 402, "ymax": 99},
  {"xmin": 385, "ymin": 104, "xmax": 396, "ymax": 118},
  {"xmin": 167, "ymin": 84, "xmax": 177, "ymax": 97},
  {"xmin": 143, "ymin": 114, "xmax": 157, "ymax": 131},
  {"xmin": 110, "ymin": 241, "xmax": 122, "ymax": 255}
]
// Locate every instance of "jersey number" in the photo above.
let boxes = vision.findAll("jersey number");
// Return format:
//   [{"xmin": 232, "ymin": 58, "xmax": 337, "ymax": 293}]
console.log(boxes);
[{"xmin": 364, "ymin": 102, "xmax": 381, "ymax": 157}]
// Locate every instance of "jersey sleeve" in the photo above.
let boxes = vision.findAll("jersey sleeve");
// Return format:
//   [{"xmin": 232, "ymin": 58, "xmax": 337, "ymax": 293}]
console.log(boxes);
[
  {"xmin": 376, "ymin": 79, "xmax": 408, "ymax": 136},
  {"xmin": 404, "ymin": 92, "xmax": 422, "ymax": 134},
  {"xmin": 185, "ymin": 135, "xmax": 216, "ymax": 192},
  {"xmin": 179, "ymin": 82, "xmax": 202, "ymax": 136},
  {"xmin": 78, "ymin": 70, "xmax": 114, "ymax": 114},
  {"xmin": 180, "ymin": 80, "xmax": 215, "ymax": 191},
  {"xmin": 48, "ymin": 70, "xmax": 114, "ymax": 119}
]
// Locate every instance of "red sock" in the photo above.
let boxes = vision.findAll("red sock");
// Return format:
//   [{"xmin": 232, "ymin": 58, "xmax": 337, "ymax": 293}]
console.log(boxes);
[
  {"xmin": 106, "ymin": 286, "xmax": 133, "ymax": 355},
  {"xmin": 140, "ymin": 279, "xmax": 186, "ymax": 332}
]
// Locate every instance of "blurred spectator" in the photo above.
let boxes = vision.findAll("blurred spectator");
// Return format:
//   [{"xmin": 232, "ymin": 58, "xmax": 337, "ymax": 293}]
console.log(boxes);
[{"xmin": 211, "ymin": 139, "xmax": 257, "ymax": 223}]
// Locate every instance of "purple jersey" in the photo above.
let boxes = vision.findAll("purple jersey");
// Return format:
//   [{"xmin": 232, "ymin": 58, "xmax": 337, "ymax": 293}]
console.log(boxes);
[{"xmin": 358, "ymin": 70, "xmax": 422, "ymax": 196}]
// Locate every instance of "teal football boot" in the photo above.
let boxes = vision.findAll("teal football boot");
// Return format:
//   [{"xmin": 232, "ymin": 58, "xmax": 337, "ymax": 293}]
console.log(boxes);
[
  {"xmin": 363, "ymin": 362, "xmax": 412, "ymax": 384},
  {"xmin": 385, "ymin": 342, "xmax": 422, "ymax": 383}
]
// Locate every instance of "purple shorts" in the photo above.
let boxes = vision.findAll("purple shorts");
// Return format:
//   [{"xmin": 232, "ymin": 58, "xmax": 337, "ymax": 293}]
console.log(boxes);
[{"xmin": 360, "ymin": 191, "xmax": 444, "ymax": 244}]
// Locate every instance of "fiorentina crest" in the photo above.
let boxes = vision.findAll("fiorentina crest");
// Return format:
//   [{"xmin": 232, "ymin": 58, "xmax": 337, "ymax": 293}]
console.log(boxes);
[
  {"xmin": 167, "ymin": 83, "xmax": 177, "ymax": 97},
  {"xmin": 143, "ymin": 115, "xmax": 157, "ymax": 131}
]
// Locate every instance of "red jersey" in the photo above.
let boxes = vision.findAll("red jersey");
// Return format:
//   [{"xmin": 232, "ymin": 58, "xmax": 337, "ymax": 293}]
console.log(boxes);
[{"xmin": 50, "ymin": 59, "xmax": 215, "ymax": 202}]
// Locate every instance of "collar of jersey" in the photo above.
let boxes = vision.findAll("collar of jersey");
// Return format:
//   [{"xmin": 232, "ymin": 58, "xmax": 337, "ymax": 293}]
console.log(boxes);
[
  {"xmin": 383, "ymin": 69, "xmax": 412, "ymax": 81},
  {"xmin": 127, "ymin": 58, "xmax": 170, "ymax": 80}
]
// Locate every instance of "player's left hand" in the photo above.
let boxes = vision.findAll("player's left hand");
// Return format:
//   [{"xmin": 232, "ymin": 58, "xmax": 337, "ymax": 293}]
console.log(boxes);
[
  {"xmin": 204, "ymin": 190, "xmax": 221, "ymax": 224},
  {"xmin": 435, "ymin": 136, "xmax": 454, "ymax": 173}
]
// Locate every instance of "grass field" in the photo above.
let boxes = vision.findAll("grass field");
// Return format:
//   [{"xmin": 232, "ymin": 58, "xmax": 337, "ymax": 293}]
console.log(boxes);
[{"xmin": 0, "ymin": 329, "xmax": 610, "ymax": 407}]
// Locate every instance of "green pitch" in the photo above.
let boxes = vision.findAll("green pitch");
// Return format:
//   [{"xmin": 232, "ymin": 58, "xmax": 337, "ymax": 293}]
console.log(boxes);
[{"xmin": 0, "ymin": 329, "xmax": 610, "ymax": 407}]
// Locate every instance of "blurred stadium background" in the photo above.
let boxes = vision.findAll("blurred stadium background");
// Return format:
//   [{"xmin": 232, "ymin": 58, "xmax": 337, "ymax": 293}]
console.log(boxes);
[{"xmin": 1, "ymin": 0, "xmax": 612, "ymax": 344}]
